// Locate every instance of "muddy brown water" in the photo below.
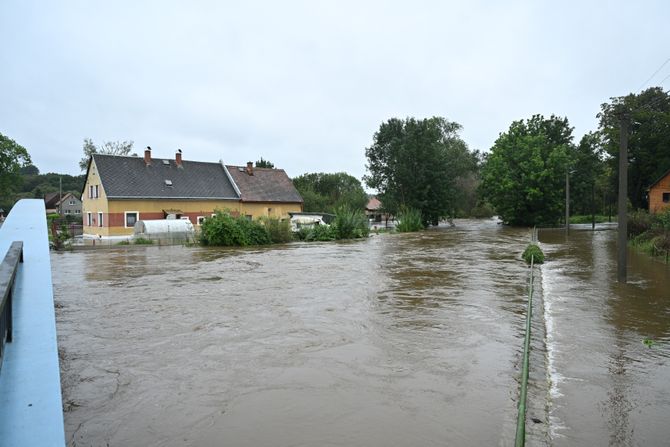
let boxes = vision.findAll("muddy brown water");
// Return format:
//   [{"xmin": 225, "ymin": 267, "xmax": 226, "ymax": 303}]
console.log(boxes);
[{"xmin": 52, "ymin": 219, "xmax": 670, "ymax": 446}]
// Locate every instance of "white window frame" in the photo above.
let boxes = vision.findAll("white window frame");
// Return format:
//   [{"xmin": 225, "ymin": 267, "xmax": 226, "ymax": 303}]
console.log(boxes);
[
  {"xmin": 197, "ymin": 216, "xmax": 206, "ymax": 225},
  {"xmin": 75, "ymin": 209, "xmax": 81, "ymax": 214},
  {"xmin": 124, "ymin": 211, "xmax": 139, "ymax": 228},
  {"xmin": 86, "ymin": 212, "xmax": 92, "ymax": 226},
  {"xmin": 88, "ymin": 185, "xmax": 93, "ymax": 198},
  {"xmin": 97, "ymin": 212, "xmax": 103, "ymax": 227},
  {"xmin": 64, "ymin": 209, "xmax": 71, "ymax": 214},
  {"xmin": 69, "ymin": 200, "xmax": 75, "ymax": 205},
  {"xmin": 94, "ymin": 185, "xmax": 99, "ymax": 198}
]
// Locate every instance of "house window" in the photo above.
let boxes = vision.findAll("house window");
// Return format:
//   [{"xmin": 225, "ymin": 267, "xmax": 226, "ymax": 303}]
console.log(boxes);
[
  {"xmin": 75, "ymin": 209, "xmax": 81, "ymax": 214},
  {"xmin": 89, "ymin": 185, "xmax": 93, "ymax": 198},
  {"xmin": 94, "ymin": 185, "xmax": 99, "ymax": 198},
  {"xmin": 197, "ymin": 216, "xmax": 206, "ymax": 225},
  {"xmin": 69, "ymin": 200, "xmax": 75, "ymax": 205},
  {"xmin": 86, "ymin": 212, "xmax": 92, "ymax": 226},
  {"xmin": 663, "ymin": 192, "xmax": 670, "ymax": 203},
  {"xmin": 64, "ymin": 209, "xmax": 71, "ymax": 214},
  {"xmin": 125, "ymin": 211, "xmax": 139, "ymax": 228},
  {"xmin": 245, "ymin": 215, "xmax": 253, "ymax": 221},
  {"xmin": 98, "ymin": 212, "xmax": 103, "ymax": 227}
]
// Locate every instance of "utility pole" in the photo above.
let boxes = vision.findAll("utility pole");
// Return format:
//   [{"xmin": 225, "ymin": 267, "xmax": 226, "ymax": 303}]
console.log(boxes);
[
  {"xmin": 59, "ymin": 176, "xmax": 62, "ymax": 217},
  {"xmin": 617, "ymin": 113, "xmax": 629, "ymax": 283},
  {"xmin": 565, "ymin": 170, "xmax": 570, "ymax": 236}
]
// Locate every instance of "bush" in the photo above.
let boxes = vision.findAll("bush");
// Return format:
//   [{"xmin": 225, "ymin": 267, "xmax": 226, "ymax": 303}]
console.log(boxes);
[
  {"xmin": 396, "ymin": 206, "xmax": 424, "ymax": 232},
  {"xmin": 199, "ymin": 211, "xmax": 271, "ymax": 246},
  {"xmin": 261, "ymin": 217, "xmax": 294, "ymax": 243},
  {"xmin": 522, "ymin": 244, "xmax": 545, "ymax": 264},
  {"xmin": 305, "ymin": 224, "xmax": 336, "ymax": 241},
  {"xmin": 332, "ymin": 206, "xmax": 369, "ymax": 239},
  {"xmin": 470, "ymin": 202, "xmax": 495, "ymax": 219},
  {"xmin": 133, "ymin": 237, "xmax": 154, "ymax": 245},
  {"xmin": 628, "ymin": 209, "xmax": 654, "ymax": 238}
]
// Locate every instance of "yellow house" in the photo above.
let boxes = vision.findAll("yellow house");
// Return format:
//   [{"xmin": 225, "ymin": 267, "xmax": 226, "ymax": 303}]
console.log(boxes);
[{"xmin": 82, "ymin": 148, "xmax": 303, "ymax": 237}]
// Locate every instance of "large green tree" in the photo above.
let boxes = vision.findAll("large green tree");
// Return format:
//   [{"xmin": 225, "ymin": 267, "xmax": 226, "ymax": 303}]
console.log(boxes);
[
  {"xmin": 364, "ymin": 117, "xmax": 475, "ymax": 226},
  {"xmin": 569, "ymin": 132, "xmax": 607, "ymax": 216},
  {"xmin": 480, "ymin": 115, "xmax": 572, "ymax": 226},
  {"xmin": 598, "ymin": 87, "xmax": 670, "ymax": 209},
  {"xmin": 292, "ymin": 172, "xmax": 368, "ymax": 213},
  {"xmin": 79, "ymin": 138, "xmax": 135, "ymax": 171},
  {"xmin": 0, "ymin": 132, "xmax": 32, "ymax": 208}
]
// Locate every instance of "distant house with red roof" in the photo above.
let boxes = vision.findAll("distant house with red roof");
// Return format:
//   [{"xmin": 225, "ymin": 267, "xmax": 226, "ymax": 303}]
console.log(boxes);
[{"xmin": 649, "ymin": 168, "xmax": 670, "ymax": 214}]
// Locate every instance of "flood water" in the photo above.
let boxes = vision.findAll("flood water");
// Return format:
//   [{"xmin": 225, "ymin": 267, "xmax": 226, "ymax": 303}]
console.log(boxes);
[{"xmin": 51, "ymin": 219, "xmax": 670, "ymax": 446}]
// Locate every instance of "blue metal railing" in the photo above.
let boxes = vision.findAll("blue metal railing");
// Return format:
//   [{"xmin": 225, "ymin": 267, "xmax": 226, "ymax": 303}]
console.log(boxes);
[{"xmin": 0, "ymin": 241, "xmax": 23, "ymax": 372}]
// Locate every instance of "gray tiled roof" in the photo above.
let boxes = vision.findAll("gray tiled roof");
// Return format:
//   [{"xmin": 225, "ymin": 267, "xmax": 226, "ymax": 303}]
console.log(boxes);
[
  {"xmin": 92, "ymin": 154, "xmax": 240, "ymax": 199},
  {"xmin": 226, "ymin": 165, "xmax": 303, "ymax": 203}
]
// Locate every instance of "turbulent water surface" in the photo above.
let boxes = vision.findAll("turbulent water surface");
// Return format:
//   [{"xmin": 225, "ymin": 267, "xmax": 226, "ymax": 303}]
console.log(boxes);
[{"xmin": 52, "ymin": 219, "xmax": 670, "ymax": 446}]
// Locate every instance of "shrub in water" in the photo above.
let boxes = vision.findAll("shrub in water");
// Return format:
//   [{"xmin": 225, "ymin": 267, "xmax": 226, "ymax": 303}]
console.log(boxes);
[
  {"xmin": 396, "ymin": 206, "xmax": 424, "ymax": 232},
  {"xmin": 261, "ymin": 217, "xmax": 294, "ymax": 243},
  {"xmin": 522, "ymin": 244, "xmax": 544, "ymax": 264},
  {"xmin": 333, "ymin": 206, "xmax": 369, "ymax": 239},
  {"xmin": 199, "ymin": 211, "xmax": 271, "ymax": 246},
  {"xmin": 306, "ymin": 224, "xmax": 336, "ymax": 241}
]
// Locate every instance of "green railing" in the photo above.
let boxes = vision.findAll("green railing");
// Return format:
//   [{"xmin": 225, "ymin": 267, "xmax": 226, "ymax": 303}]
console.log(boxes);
[{"xmin": 515, "ymin": 228, "xmax": 537, "ymax": 447}]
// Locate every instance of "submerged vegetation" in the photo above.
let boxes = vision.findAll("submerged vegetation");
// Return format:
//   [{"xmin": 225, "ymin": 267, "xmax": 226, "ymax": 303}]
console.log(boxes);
[
  {"xmin": 395, "ymin": 207, "xmax": 424, "ymax": 233},
  {"xmin": 522, "ymin": 244, "xmax": 545, "ymax": 265},
  {"xmin": 629, "ymin": 209, "xmax": 670, "ymax": 262},
  {"xmin": 199, "ymin": 207, "xmax": 369, "ymax": 247}
]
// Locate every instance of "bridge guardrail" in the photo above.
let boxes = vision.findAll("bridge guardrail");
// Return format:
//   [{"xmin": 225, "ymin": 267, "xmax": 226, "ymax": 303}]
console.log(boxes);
[{"xmin": 0, "ymin": 241, "xmax": 23, "ymax": 373}]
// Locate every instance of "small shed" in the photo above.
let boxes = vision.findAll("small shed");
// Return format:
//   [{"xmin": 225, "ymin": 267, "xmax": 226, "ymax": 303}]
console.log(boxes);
[
  {"xmin": 648, "ymin": 168, "xmax": 670, "ymax": 214},
  {"xmin": 133, "ymin": 219, "xmax": 195, "ymax": 243}
]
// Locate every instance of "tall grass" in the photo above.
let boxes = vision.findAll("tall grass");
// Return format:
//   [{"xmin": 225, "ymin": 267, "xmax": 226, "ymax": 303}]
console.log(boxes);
[
  {"xmin": 261, "ymin": 217, "xmax": 293, "ymax": 243},
  {"xmin": 332, "ymin": 206, "xmax": 369, "ymax": 239},
  {"xmin": 396, "ymin": 206, "xmax": 423, "ymax": 232}
]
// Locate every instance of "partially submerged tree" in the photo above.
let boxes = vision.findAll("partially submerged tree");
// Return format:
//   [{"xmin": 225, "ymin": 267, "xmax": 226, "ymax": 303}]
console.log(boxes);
[
  {"xmin": 293, "ymin": 172, "xmax": 367, "ymax": 213},
  {"xmin": 79, "ymin": 138, "xmax": 135, "ymax": 171},
  {"xmin": 480, "ymin": 114, "xmax": 572, "ymax": 226},
  {"xmin": 364, "ymin": 116, "xmax": 476, "ymax": 226}
]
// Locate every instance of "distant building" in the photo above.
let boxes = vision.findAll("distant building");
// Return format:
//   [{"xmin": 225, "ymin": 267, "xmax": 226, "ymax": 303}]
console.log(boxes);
[
  {"xmin": 648, "ymin": 168, "xmax": 670, "ymax": 213},
  {"xmin": 81, "ymin": 149, "xmax": 303, "ymax": 237},
  {"xmin": 365, "ymin": 196, "xmax": 383, "ymax": 222},
  {"xmin": 44, "ymin": 192, "xmax": 82, "ymax": 216}
]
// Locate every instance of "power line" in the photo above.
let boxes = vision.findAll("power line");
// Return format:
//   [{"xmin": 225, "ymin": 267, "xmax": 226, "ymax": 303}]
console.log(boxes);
[
  {"xmin": 637, "ymin": 57, "xmax": 670, "ymax": 92},
  {"xmin": 659, "ymin": 71, "xmax": 670, "ymax": 87}
]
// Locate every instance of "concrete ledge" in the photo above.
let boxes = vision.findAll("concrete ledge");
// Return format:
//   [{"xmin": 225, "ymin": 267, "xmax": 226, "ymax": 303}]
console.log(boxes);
[{"xmin": 0, "ymin": 199, "xmax": 65, "ymax": 446}]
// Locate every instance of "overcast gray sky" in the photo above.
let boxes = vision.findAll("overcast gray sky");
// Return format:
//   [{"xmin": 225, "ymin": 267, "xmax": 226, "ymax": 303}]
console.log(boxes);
[{"xmin": 2, "ymin": 1, "xmax": 669, "ymax": 182}]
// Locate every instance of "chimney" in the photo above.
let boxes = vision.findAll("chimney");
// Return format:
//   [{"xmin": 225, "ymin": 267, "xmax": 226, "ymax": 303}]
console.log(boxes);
[
  {"xmin": 144, "ymin": 146, "xmax": 152, "ymax": 165},
  {"xmin": 246, "ymin": 161, "xmax": 254, "ymax": 176},
  {"xmin": 176, "ymin": 148, "xmax": 183, "ymax": 167}
]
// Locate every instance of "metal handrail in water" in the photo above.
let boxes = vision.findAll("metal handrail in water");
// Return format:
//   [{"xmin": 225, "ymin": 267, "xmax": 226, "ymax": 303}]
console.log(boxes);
[{"xmin": 0, "ymin": 241, "xmax": 24, "ymax": 372}]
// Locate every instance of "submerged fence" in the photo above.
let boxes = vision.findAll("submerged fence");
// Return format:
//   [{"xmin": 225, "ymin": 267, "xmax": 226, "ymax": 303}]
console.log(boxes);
[{"xmin": 515, "ymin": 228, "xmax": 538, "ymax": 447}]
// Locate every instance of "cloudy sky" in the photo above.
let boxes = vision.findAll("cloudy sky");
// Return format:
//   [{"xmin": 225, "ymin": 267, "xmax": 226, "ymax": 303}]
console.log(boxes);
[{"xmin": 1, "ymin": 1, "xmax": 669, "ymax": 182}]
